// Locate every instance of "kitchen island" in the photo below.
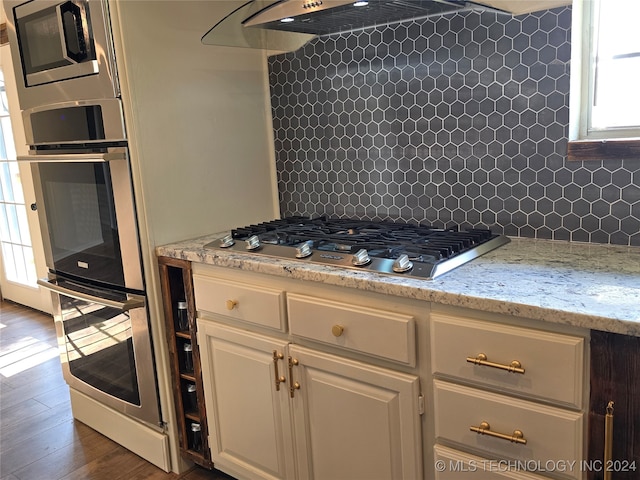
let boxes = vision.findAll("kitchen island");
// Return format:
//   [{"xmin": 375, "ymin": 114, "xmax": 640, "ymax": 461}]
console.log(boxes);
[{"xmin": 157, "ymin": 233, "xmax": 640, "ymax": 480}]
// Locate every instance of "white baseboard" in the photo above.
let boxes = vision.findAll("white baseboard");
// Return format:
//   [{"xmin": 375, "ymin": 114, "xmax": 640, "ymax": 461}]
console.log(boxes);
[{"xmin": 70, "ymin": 388, "xmax": 171, "ymax": 472}]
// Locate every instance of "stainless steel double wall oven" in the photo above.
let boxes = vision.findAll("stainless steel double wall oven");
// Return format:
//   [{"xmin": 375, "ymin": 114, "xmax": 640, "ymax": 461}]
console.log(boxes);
[{"xmin": 6, "ymin": 0, "xmax": 161, "ymax": 426}]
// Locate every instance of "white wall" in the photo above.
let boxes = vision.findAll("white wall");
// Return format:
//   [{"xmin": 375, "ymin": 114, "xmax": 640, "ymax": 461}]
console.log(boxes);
[
  {"xmin": 108, "ymin": 1, "xmax": 280, "ymax": 472},
  {"xmin": 111, "ymin": 1, "xmax": 279, "ymax": 248}
]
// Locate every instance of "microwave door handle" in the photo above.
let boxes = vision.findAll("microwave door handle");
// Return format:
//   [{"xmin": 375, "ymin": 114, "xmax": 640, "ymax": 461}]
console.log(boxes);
[
  {"xmin": 17, "ymin": 152, "xmax": 126, "ymax": 163},
  {"xmin": 56, "ymin": 2, "xmax": 89, "ymax": 64},
  {"xmin": 37, "ymin": 278, "xmax": 145, "ymax": 312}
]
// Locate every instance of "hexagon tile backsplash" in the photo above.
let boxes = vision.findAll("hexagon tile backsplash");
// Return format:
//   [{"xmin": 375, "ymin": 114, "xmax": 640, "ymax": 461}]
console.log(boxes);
[{"xmin": 268, "ymin": 6, "xmax": 640, "ymax": 246}]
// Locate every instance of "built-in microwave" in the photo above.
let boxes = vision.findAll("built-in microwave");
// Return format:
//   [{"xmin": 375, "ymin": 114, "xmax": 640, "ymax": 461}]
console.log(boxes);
[{"xmin": 4, "ymin": 0, "xmax": 119, "ymax": 110}]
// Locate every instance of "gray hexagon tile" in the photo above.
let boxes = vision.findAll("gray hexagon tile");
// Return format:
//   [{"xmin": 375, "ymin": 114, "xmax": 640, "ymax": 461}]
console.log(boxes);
[{"xmin": 268, "ymin": 6, "xmax": 640, "ymax": 246}]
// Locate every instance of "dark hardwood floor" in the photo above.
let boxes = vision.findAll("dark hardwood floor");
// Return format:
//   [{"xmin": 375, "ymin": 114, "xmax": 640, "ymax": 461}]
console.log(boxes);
[{"xmin": 0, "ymin": 300, "xmax": 232, "ymax": 480}]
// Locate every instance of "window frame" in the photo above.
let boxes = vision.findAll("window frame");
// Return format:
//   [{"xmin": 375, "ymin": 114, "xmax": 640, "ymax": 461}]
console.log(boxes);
[{"xmin": 567, "ymin": 0, "xmax": 640, "ymax": 161}]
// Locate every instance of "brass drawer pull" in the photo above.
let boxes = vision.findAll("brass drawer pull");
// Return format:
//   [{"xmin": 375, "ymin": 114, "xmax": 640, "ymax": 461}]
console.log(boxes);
[
  {"xmin": 470, "ymin": 421, "xmax": 527, "ymax": 445},
  {"xmin": 226, "ymin": 299, "xmax": 238, "ymax": 310},
  {"xmin": 288, "ymin": 356, "xmax": 300, "ymax": 398},
  {"xmin": 273, "ymin": 350, "xmax": 285, "ymax": 391},
  {"xmin": 466, "ymin": 353, "xmax": 525, "ymax": 374},
  {"xmin": 604, "ymin": 401, "xmax": 614, "ymax": 480}
]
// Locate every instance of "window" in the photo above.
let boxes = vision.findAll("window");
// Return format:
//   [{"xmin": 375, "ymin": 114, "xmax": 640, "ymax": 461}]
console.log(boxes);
[{"xmin": 568, "ymin": 0, "xmax": 640, "ymax": 160}]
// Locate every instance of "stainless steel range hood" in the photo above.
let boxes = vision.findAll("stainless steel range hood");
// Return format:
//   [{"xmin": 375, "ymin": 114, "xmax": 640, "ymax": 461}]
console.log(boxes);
[
  {"xmin": 242, "ymin": 0, "xmax": 505, "ymax": 36},
  {"xmin": 201, "ymin": 0, "xmax": 569, "ymax": 49},
  {"xmin": 202, "ymin": 0, "xmax": 314, "ymax": 51},
  {"xmin": 201, "ymin": 0, "xmax": 508, "ymax": 50}
]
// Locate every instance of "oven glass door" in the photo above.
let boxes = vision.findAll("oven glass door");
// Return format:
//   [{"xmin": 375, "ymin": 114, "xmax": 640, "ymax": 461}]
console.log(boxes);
[
  {"xmin": 36, "ymin": 160, "xmax": 126, "ymax": 288},
  {"xmin": 49, "ymin": 276, "xmax": 160, "ymax": 425},
  {"xmin": 62, "ymin": 290, "xmax": 140, "ymax": 405},
  {"xmin": 27, "ymin": 148, "xmax": 144, "ymax": 292},
  {"xmin": 14, "ymin": 1, "xmax": 98, "ymax": 87}
]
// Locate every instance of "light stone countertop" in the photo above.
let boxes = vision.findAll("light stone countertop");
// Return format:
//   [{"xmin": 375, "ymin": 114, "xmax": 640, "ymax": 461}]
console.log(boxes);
[{"xmin": 157, "ymin": 234, "xmax": 640, "ymax": 337}]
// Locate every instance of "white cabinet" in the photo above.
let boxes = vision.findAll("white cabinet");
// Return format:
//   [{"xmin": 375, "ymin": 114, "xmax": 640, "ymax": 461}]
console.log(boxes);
[
  {"xmin": 193, "ymin": 274, "xmax": 286, "ymax": 332},
  {"xmin": 434, "ymin": 381, "xmax": 583, "ymax": 473},
  {"xmin": 287, "ymin": 293, "xmax": 416, "ymax": 366},
  {"xmin": 289, "ymin": 345, "xmax": 422, "ymax": 480},
  {"xmin": 430, "ymin": 308, "xmax": 587, "ymax": 479},
  {"xmin": 197, "ymin": 322, "xmax": 295, "ymax": 480},
  {"xmin": 193, "ymin": 264, "xmax": 588, "ymax": 480},
  {"xmin": 434, "ymin": 445, "xmax": 551, "ymax": 480},
  {"xmin": 431, "ymin": 313, "xmax": 584, "ymax": 408},
  {"xmin": 194, "ymin": 269, "xmax": 423, "ymax": 480}
]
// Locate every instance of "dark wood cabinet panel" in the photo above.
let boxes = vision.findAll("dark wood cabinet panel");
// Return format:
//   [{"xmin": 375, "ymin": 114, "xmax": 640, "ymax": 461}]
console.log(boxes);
[
  {"xmin": 158, "ymin": 256, "xmax": 214, "ymax": 470},
  {"xmin": 588, "ymin": 330, "xmax": 640, "ymax": 480}
]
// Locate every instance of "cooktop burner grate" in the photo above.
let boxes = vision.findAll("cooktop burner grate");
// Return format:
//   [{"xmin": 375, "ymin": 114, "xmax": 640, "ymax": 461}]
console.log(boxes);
[{"xmin": 206, "ymin": 216, "xmax": 509, "ymax": 280}]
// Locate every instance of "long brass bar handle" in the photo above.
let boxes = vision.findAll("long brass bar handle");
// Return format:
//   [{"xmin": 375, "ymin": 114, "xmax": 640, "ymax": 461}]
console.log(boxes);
[
  {"xmin": 604, "ymin": 401, "xmax": 614, "ymax": 480},
  {"xmin": 273, "ymin": 350, "xmax": 285, "ymax": 391},
  {"xmin": 470, "ymin": 421, "xmax": 527, "ymax": 445},
  {"xmin": 466, "ymin": 353, "xmax": 525, "ymax": 374},
  {"xmin": 288, "ymin": 356, "xmax": 300, "ymax": 398}
]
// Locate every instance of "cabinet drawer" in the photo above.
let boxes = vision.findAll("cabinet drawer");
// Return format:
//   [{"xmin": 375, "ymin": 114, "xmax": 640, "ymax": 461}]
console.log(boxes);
[
  {"xmin": 430, "ymin": 314, "xmax": 584, "ymax": 408},
  {"xmin": 434, "ymin": 380, "xmax": 583, "ymax": 480},
  {"xmin": 434, "ymin": 445, "xmax": 551, "ymax": 480},
  {"xmin": 193, "ymin": 274, "xmax": 285, "ymax": 331},
  {"xmin": 287, "ymin": 293, "xmax": 416, "ymax": 366}
]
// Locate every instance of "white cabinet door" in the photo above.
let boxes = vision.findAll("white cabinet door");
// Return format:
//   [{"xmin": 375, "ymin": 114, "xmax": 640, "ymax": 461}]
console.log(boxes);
[
  {"xmin": 289, "ymin": 344, "xmax": 423, "ymax": 480},
  {"xmin": 434, "ymin": 445, "xmax": 552, "ymax": 480},
  {"xmin": 433, "ymin": 380, "xmax": 583, "ymax": 479},
  {"xmin": 198, "ymin": 321, "xmax": 295, "ymax": 480},
  {"xmin": 430, "ymin": 313, "xmax": 584, "ymax": 408}
]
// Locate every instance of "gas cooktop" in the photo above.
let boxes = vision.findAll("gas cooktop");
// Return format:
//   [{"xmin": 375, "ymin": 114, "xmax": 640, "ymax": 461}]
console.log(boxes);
[{"xmin": 205, "ymin": 217, "xmax": 510, "ymax": 280}]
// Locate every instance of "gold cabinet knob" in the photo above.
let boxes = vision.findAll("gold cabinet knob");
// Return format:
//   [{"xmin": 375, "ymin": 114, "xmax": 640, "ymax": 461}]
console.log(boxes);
[
  {"xmin": 226, "ymin": 299, "xmax": 238, "ymax": 310},
  {"xmin": 332, "ymin": 325, "xmax": 345, "ymax": 337}
]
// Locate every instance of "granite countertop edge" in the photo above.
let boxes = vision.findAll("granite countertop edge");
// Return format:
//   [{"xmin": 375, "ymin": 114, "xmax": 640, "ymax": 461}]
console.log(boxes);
[{"xmin": 157, "ymin": 233, "xmax": 640, "ymax": 337}]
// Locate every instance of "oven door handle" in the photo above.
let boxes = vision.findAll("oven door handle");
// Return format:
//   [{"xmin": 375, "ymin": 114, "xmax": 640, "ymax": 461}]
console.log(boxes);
[
  {"xmin": 18, "ymin": 152, "xmax": 126, "ymax": 163},
  {"xmin": 37, "ymin": 278, "xmax": 145, "ymax": 312}
]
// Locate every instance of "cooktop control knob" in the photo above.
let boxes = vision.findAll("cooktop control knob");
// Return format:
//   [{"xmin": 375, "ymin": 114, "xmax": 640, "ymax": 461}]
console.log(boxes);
[
  {"xmin": 295, "ymin": 241, "xmax": 313, "ymax": 259},
  {"xmin": 219, "ymin": 234, "xmax": 235, "ymax": 248},
  {"xmin": 392, "ymin": 254, "xmax": 413, "ymax": 273},
  {"xmin": 352, "ymin": 249, "xmax": 371, "ymax": 266},
  {"xmin": 245, "ymin": 235, "xmax": 261, "ymax": 251}
]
